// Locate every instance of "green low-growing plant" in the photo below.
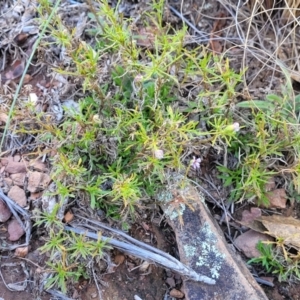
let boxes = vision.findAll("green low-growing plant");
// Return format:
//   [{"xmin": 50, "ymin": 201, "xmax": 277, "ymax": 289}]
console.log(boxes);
[
  {"xmin": 18, "ymin": 0, "xmax": 300, "ymax": 293},
  {"xmin": 35, "ymin": 204, "xmax": 64, "ymax": 230},
  {"xmin": 236, "ymin": 93, "xmax": 300, "ymax": 123},
  {"xmin": 216, "ymin": 88, "xmax": 300, "ymax": 205},
  {"xmin": 248, "ymin": 241, "xmax": 300, "ymax": 282},
  {"xmin": 38, "ymin": 225, "xmax": 111, "ymax": 292},
  {"xmin": 45, "ymin": 260, "xmax": 80, "ymax": 294}
]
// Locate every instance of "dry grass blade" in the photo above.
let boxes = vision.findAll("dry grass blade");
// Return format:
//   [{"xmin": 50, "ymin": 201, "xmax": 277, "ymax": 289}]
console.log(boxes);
[
  {"xmin": 282, "ymin": 0, "xmax": 300, "ymax": 22},
  {"xmin": 215, "ymin": 0, "xmax": 300, "ymax": 96}
]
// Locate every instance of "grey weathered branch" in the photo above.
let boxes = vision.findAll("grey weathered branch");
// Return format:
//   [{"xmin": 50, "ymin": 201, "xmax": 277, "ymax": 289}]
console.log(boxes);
[{"xmin": 64, "ymin": 224, "xmax": 215, "ymax": 285}]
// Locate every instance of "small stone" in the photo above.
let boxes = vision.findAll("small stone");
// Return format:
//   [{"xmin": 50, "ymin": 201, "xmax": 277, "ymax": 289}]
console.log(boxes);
[
  {"xmin": 169, "ymin": 289, "xmax": 184, "ymax": 299},
  {"xmin": 2, "ymin": 160, "xmax": 26, "ymax": 174},
  {"xmin": 15, "ymin": 246, "xmax": 29, "ymax": 257},
  {"xmin": 63, "ymin": 211, "xmax": 74, "ymax": 223},
  {"xmin": 241, "ymin": 207, "xmax": 262, "ymax": 225},
  {"xmin": 234, "ymin": 230, "xmax": 273, "ymax": 258},
  {"xmin": 114, "ymin": 254, "xmax": 125, "ymax": 265},
  {"xmin": 166, "ymin": 277, "xmax": 176, "ymax": 288},
  {"xmin": 8, "ymin": 185, "xmax": 27, "ymax": 207},
  {"xmin": 10, "ymin": 173, "xmax": 26, "ymax": 187},
  {"xmin": 8, "ymin": 218, "xmax": 25, "ymax": 241},
  {"xmin": 0, "ymin": 200, "xmax": 12, "ymax": 222},
  {"xmin": 29, "ymin": 191, "xmax": 43, "ymax": 201},
  {"xmin": 28, "ymin": 159, "xmax": 47, "ymax": 172},
  {"xmin": 27, "ymin": 171, "xmax": 51, "ymax": 192},
  {"xmin": 23, "ymin": 74, "xmax": 32, "ymax": 84},
  {"xmin": 263, "ymin": 189, "xmax": 287, "ymax": 209},
  {"xmin": 4, "ymin": 177, "xmax": 13, "ymax": 187}
]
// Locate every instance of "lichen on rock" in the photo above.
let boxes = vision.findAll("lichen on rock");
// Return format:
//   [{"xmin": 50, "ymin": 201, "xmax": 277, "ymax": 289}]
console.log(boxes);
[
  {"xmin": 184, "ymin": 221, "xmax": 225, "ymax": 279},
  {"xmin": 156, "ymin": 172, "xmax": 199, "ymax": 222}
]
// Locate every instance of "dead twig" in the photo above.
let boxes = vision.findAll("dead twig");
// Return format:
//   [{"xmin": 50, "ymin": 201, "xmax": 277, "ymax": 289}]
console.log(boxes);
[
  {"xmin": 64, "ymin": 225, "xmax": 216, "ymax": 285},
  {"xmin": 167, "ymin": 4, "xmax": 208, "ymax": 39},
  {"xmin": 91, "ymin": 261, "xmax": 103, "ymax": 300},
  {"xmin": 46, "ymin": 289, "xmax": 74, "ymax": 300}
]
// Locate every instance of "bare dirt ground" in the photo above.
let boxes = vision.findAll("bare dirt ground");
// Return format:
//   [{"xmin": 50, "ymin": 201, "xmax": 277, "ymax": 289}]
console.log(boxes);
[{"xmin": 2, "ymin": 0, "xmax": 300, "ymax": 299}]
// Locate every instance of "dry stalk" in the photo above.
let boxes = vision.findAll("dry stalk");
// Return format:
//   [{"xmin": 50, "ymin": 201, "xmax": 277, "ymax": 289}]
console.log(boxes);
[{"xmin": 64, "ymin": 219, "xmax": 216, "ymax": 285}]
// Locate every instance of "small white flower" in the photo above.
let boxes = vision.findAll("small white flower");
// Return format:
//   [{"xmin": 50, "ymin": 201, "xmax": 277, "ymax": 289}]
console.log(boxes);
[
  {"xmin": 28, "ymin": 93, "xmax": 38, "ymax": 105},
  {"xmin": 132, "ymin": 74, "xmax": 144, "ymax": 92},
  {"xmin": 232, "ymin": 122, "xmax": 240, "ymax": 132},
  {"xmin": 134, "ymin": 74, "xmax": 143, "ymax": 82},
  {"xmin": 224, "ymin": 122, "xmax": 240, "ymax": 133},
  {"xmin": 92, "ymin": 114, "xmax": 102, "ymax": 124},
  {"xmin": 191, "ymin": 156, "xmax": 201, "ymax": 170},
  {"xmin": 154, "ymin": 149, "xmax": 164, "ymax": 159}
]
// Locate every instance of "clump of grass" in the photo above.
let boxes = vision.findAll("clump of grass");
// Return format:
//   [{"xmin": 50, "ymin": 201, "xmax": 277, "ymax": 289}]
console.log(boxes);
[
  {"xmin": 35, "ymin": 207, "xmax": 111, "ymax": 293},
  {"xmin": 249, "ymin": 240, "xmax": 300, "ymax": 282},
  {"xmin": 30, "ymin": 0, "xmax": 243, "ymax": 217},
  {"xmin": 217, "ymin": 86, "xmax": 300, "ymax": 205},
  {"xmin": 24, "ymin": 0, "xmax": 245, "ymax": 291}
]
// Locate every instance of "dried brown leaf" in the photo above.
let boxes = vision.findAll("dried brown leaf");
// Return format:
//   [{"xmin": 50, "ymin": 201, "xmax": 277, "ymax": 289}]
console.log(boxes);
[
  {"xmin": 258, "ymin": 215, "xmax": 300, "ymax": 249},
  {"xmin": 2, "ymin": 60, "xmax": 25, "ymax": 82}
]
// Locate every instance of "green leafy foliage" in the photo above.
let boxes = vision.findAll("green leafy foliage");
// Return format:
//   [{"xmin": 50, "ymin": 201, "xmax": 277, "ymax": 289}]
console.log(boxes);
[{"xmin": 249, "ymin": 241, "xmax": 300, "ymax": 282}]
